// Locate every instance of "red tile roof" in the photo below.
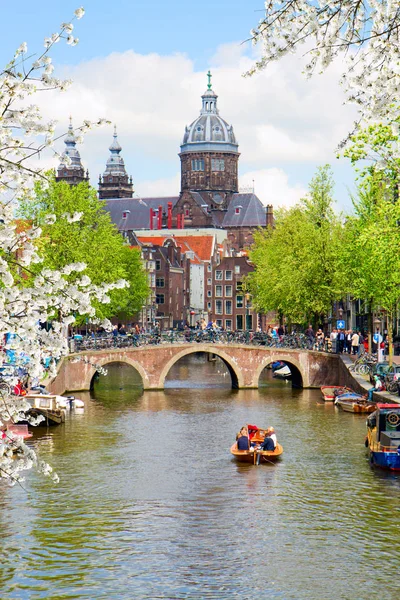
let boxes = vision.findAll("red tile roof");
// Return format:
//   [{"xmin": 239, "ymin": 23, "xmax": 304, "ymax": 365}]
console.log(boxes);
[{"xmin": 175, "ymin": 236, "xmax": 214, "ymax": 261}]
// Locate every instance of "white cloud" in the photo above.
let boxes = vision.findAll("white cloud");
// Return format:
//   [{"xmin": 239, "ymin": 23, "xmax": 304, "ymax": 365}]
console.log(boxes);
[
  {"xmin": 32, "ymin": 41, "xmax": 357, "ymax": 209},
  {"xmin": 136, "ymin": 173, "xmax": 180, "ymax": 198},
  {"xmin": 240, "ymin": 168, "xmax": 307, "ymax": 209}
]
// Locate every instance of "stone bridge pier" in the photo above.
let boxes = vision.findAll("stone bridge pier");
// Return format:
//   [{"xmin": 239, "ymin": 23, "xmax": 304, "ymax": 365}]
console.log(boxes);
[{"xmin": 48, "ymin": 344, "xmax": 340, "ymax": 394}]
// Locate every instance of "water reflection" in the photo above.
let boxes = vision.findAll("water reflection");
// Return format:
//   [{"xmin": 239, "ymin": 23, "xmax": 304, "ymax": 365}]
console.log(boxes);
[{"xmin": 0, "ymin": 357, "xmax": 399, "ymax": 599}]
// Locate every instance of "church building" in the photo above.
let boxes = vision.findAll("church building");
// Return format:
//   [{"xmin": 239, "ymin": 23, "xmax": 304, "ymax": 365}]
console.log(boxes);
[{"xmin": 102, "ymin": 73, "xmax": 273, "ymax": 252}]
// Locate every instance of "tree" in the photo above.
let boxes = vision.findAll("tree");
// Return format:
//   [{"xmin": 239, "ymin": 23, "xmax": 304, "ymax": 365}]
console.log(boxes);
[
  {"xmin": 247, "ymin": 1, "xmax": 400, "ymax": 130},
  {"xmin": 338, "ymin": 173, "xmax": 400, "ymax": 364},
  {"xmin": 18, "ymin": 177, "xmax": 148, "ymax": 323},
  {"xmin": 0, "ymin": 8, "xmax": 124, "ymax": 486},
  {"xmin": 248, "ymin": 165, "xmax": 344, "ymax": 326}
]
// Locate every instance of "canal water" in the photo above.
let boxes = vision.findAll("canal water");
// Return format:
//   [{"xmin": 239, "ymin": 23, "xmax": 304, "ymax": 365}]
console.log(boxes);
[{"xmin": 1, "ymin": 354, "xmax": 399, "ymax": 599}]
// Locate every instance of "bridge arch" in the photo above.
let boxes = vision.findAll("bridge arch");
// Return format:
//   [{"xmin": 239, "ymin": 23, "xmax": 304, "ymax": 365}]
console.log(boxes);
[
  {"xmin": 82, "ymin": 355, "xmax": 150, "ymax": 390},
  {"xmin": 255, "ymin": 354, "xmax": 305, "ymax": 388},
  {"xmin": 159, "ymin": 345, "xmax": 243, "ymax": 389}
]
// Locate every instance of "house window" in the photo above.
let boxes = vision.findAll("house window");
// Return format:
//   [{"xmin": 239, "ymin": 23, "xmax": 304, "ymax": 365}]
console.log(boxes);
[
  {"xmin": 225, "ymin": 300, "xmax": 232, "ymax": 315},
  {"xmin": 225, "ymin": 285, "xmax": 232, "ymax": 297},
  {"xmin": 211, "ymin": 158, "xmax": 225, "ymax": 171},
  {"xmin": 156, "ymin": 259, "xmax": 161, "ymax": 271},
  {"xmin": 216, "ymin": 319, "xmax": 223, "ymax": 327},
  {"xmin": 207, "ymin": 302, "xmax": 211, "ymax": 310},
  {"xmin": 207, "ymin": 278, "xmax": 212, "ymax": 285},
  {"xmin": 191, "ymin": 159, "xmax": 205, "ymax": 171},
  {"xmin": 236, "ymin": 295, "xmax": 243, "ymax": 308},
  {"xmin": 207, "ymin": 264, "xmax": 212, "ymax": 272},
  {"xmin": 225, "ymin": 270, "xmax": 232, "ymax": 280},
  {"xmin": 207, "ymin": 290, "xmax": 211, "ymax": 297},
  {"xmin": 236, "ymin": 281, "xmax": 243, "ymax": 291},
  {"xmin": 236, "ymin": 315, "xmax": 243, "ymax": 330},
  {"xmin": 215, "ymin": 285, "xmax": 222, "ymax": 297},
  {"xmin": 235, "ymin": 207, "xmax": 241, "ymax": 215},
  {"xmin": 150, "ymin": 273, "xmax": 155, "ymax": 287},
  {"xmin": 156, "ymin": 278, "xmax": 165, "ymax": 288},
  {"xmin": 235, "ymin": 265, "xmax": 240, "ymax": 274},
  {"xmin": 225, "ymin": 319, "xmax": 232, "ymax": 330},
  {"xmin": 215, "ymin": 270, "xmax": 222, "ymax": 280},
  {"xmin": 215, "ymin": 300, "xmax": 223, "ymax": 315},
  {"xmin": 156, "ymin": 294, "xmax": 165, "ymax": 304},
  {"xmin": 122, "ymin": 211, "xmax": 130, "ymax": 219},
  {"xmin": 185, "ymin": 208, "xmax": 190, "ymax": 217}
]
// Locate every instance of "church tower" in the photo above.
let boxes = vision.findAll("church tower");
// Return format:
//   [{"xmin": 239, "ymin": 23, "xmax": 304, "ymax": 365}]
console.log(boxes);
[
  {"xmin": 56, "ymin": 118, "xmax": 89, "ymax": 185},
  {"xmin": 98, "ymin": 126, "xmax": 134, "ymax": 199},
  {"xmin": 179, "ymin": 72, "xmax": 239, "ymax": 209}
]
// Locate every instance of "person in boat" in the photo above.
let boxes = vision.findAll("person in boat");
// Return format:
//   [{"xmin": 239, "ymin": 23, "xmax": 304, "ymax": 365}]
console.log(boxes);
[
  {"xmin": 267, "ymin": 427, "xmax": 277, "ymax": 447},
  {"xmin": 237, "ymin": 426, "xmax": 250, "ymax": 450},
  {"xmin": 260, "ymin": 431, "xmax": 275, "ymax": 451}
]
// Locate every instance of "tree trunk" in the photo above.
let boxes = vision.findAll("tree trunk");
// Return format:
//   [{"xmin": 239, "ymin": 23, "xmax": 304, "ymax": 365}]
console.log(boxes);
[
  {"xmin": 387, "ymin": 310, "xmax": 393, "ymax": 368},
  {"xmin": 368, "ymin": 309, "xmax": 373, "ymax": 355}
]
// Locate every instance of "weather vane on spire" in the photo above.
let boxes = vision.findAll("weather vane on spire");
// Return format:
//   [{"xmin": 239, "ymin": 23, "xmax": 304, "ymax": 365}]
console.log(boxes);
[{"xmin": 207, "ymin": 70, "xmax": 212, "ymax": 90}]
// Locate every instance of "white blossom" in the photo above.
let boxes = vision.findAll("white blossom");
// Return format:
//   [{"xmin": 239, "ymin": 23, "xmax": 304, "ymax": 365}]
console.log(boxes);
[
  {"xmin": 249, "ymin": 1, "xmax": 400, "ymax": 134},
  {"xmin": 0, "ymin": 6, "xmax": 123, "ymax": 487},
  {"xmin": 74, "ymin": 7, "xmax": 85, "ymax": 19}
]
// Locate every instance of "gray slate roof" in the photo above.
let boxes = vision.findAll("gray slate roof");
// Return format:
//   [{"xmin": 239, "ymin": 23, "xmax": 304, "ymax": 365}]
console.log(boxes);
[
  {"xmin": 222, "ymin": 193, "xmax": 266, "ymax": 228},
  {"xmin": 104, "ymin": 192, "xmax": 266, "ymax": 230},
  {"xmin": 104, "ymin": 196, "xmax": 179, "ymax": 230}
]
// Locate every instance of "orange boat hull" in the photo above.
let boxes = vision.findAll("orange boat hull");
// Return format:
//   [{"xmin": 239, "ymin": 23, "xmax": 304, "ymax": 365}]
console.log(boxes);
[{"xmin": 230, "ymin": 442, "xmax": 283, "ymax": 464}]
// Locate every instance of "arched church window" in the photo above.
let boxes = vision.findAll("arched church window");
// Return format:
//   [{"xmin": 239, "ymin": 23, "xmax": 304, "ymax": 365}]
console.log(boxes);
[
  {"xmin": 191, "ymin": 159, "xmax": 204, "ymax": 171},
  {"xmin": 211, "ymin": 158, "xmax": 225, "ymax": 172}
]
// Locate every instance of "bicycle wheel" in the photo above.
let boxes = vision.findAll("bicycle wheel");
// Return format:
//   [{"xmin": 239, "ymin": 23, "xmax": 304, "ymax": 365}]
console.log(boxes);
[{"xmin": 357, "ymin": 364, "xmax": 370, "ymax": 375}]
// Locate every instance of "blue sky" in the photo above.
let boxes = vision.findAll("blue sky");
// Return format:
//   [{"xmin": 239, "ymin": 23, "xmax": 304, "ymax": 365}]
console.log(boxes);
[{"xmin": 3, "ymin": 1, "xmax": 358, "ymax": 210}]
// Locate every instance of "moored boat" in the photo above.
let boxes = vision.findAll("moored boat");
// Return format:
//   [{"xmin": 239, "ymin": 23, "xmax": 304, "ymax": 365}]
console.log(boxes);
[
  {"xmin": 273, "ymin": 365, "xmax": 291, "ymax": 379},
  {"xmin": 335, "ymin": 398, "xmax": 376, "ymax": 413},
  {"xmin": 6, "ymin": 424, "xmax": 32, "ymax": 439},
  {"xmin": 321, "ymin": 385, "xmax": 353, "ymax": 402},
  {"xmin": 366, "ymin": 403, "xmax": 400, "ymax": 471},
  {"xmin": 24, "ymin": 394, "xmax": 66, "ymax": 425}
]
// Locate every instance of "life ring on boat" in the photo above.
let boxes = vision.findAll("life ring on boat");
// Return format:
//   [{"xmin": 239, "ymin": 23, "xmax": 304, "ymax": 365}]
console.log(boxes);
[{"xmin": 386, "ymin": 412, "xmax": 400, "ymax": 427}]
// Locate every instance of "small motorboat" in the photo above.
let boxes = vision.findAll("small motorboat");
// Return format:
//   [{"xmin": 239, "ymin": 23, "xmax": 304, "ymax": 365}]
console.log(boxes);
[
  {"xmin": 230, "ymin": 441, "xmax": 283, "ymax": 464},
  {"xmin": 366, "ymin": 404, "xmax": 400, "ymax": 471},
  {"xmin": 321, "ymin": 385, "xmax": 353, "ymax": 402},
  {"xmin": 24, "ymin": 394, "xmax": 66, "ymax": 425},
  {"xmin": 336, "ymin": 397, "xmax": 376, "ymax": 414},
  {"xmin": 4, "ymin": 424, "xmax": 32, "ymax": 440},
  {"xmin": 271, "ymin": 361, "xmax": 284, "ymax": 370},
  {"xmin": 230, "ymin": 426, "xmax": 283, "ymax": 464},
  {"xmin": 273, "ymin": 365, "xmax": 291, "ymax": 379},
  {"xmin": 55, "ymin": 395, "xmax": 85, "ymax": 409}
]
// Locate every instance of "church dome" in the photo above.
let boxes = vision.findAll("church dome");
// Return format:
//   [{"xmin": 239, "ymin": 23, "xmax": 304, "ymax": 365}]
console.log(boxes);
[{"xmin": 181, "ymin": 73, "xmax": 239, "ymax": 155}]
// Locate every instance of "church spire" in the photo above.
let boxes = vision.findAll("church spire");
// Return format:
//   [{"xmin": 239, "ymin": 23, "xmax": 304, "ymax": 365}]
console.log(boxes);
[
  {"xmin": 56, "ymin": 117, "xmax": 89, "ymax": 186},
  {"xmin": 98, "ymin": 125, "xmax": 134, "ymax": 199}
]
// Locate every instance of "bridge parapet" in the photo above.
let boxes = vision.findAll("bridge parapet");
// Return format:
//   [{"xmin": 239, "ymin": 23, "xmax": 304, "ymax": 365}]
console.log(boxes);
[{"xmin": 48, "ymin": 344, "xmax": 340, "ymax": 394}]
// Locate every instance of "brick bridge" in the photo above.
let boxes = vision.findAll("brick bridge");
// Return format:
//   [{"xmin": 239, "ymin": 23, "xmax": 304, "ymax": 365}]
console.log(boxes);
[{"xmin": 48, "ymin": 344, "xmax": 340, "ymax": 394}]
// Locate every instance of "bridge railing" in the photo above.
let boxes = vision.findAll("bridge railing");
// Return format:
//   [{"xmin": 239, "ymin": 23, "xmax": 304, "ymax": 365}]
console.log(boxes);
[{"xmin": 70, "ymin": 332, "xmax": 333, "ymax": 353}]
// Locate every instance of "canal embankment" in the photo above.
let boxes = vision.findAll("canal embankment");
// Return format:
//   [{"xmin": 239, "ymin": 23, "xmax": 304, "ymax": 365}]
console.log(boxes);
[{"xmin": 339, "ymin": 354, "xmax": 400, "ymax": 404}]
